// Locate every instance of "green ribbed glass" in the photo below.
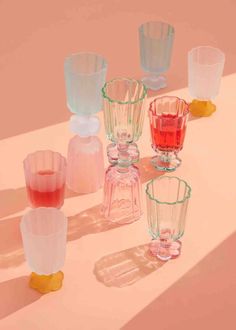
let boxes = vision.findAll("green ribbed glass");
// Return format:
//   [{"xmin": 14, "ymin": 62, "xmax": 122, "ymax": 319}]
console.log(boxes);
[{"xmin": 102, "ymin": 78, "xmax": 147, "ymax": 144}]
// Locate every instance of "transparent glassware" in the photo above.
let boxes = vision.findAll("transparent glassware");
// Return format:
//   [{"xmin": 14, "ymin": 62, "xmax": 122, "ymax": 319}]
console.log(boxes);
[
  {"xmin": 102, "ymin": 153, "xmax": 142, "ymax": 224},
  {"xmin": 149, "ymin": 96, "xmax": 189, "ymax": 171},
  {"xmin": 188, "ymin": 46, "xmax": 225, "ymax": 116},
  {"xmin": 146, "ymin": 176, "xmax": 191, "ymax": 261},
  {"xmin": 102, "ymin": 78, "xmax": 146, "ymax": 224},
  {"xmin": 23, "ymin": 150, "xmax": 66, "ymax": 208},
  {"xmin": 20, "ymin": 207, "xmax": 68, "ymax": 293},
  {"xmin": 102, "ymin": 78, "xmax": 147, "ymax": 164},
  {"xmin": 64, "ymin": 52, "xmax": 107, "ymax": 193},
  {"xmin": 139, "ymin": 21, "xmax": 175, "ymax": 90}
]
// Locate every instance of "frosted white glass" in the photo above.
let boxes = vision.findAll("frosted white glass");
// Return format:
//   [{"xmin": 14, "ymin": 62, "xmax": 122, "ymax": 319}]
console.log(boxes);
[
  {"xmin": 20, "ymin": 208, "xmax": 68, "ymax": 275},
  {"xmin": 64, "ymin": 52, "xmax": 107, "ymax": 115},
  {"xmin": 188, "ymin": 46, "xmax": 225, "ymax": 100}
]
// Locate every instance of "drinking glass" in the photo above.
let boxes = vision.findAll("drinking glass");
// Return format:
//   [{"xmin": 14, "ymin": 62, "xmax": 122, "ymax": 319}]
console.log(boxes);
[
  {"xmin": 20, "ymin": 208, "xmax": 68, "ymax": 293},
  {"xmin": 188, "ymin": 46, "xmax": 225, "ymax": 116},
  {"xmin": 64, "ymin": 52, "xmax": 107, "ymax": 116},
  {"xmin": 146, "ymin": 176, "xmax": 191, "ymax": 261},
  {"xmin": 102, "ymin": 78, "xmax": 146, "ymax": 223},
  {"xmin": 102, "ymin": 77, "xmax": 147, "ymax": 164},
  {"xmin": 64, "ymin": 52, "xmax": 107, "ymax": 193},
  {"xmin": 23, "ymin": 150, "xmax": 66, "ymax": 208},
  {"xmin": 139, "ymin": 21, "xmax": 175, "ymax": 90},
  {"xmin": 149, "ymin": 96, "xmax": 189, "ymax": 171}
]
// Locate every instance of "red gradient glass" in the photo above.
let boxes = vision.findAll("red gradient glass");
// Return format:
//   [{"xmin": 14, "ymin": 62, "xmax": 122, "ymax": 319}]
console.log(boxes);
[{"xmin": 149, "ymin": 96, "xmax": 189, "ymax": 171}]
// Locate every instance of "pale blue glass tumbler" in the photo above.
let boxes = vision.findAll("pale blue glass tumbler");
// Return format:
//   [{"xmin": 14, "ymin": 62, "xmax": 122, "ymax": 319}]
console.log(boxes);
[
  {"xmin": 64, "ymin": 52, "xmax": 108, "ymax": 193},
  {"xmin": 139, "ymin": 21, "xmax": 175, "ymax": 90}
]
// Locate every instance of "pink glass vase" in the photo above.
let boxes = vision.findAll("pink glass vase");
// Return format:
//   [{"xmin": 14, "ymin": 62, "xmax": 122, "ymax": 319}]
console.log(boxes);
[
  {"xmin": 23, "ymin": 150, "xmax": 66, "ymax": 208},
  {"xmin": 102, "ymin": 142, "xmax": 142, "ymax": 224}
]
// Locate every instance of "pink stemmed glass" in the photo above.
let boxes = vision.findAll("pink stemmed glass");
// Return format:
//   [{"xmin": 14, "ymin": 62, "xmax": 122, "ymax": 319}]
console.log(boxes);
[
  {"xmin": 149, "ymin": 96, "xmax": 189, "ymax": 171},
  {"xmin": 23, "ymin": 150, "xmax": 66, "ymax": 208}
]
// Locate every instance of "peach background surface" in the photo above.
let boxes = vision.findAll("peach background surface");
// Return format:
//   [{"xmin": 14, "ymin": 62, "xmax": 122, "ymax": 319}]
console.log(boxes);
[{"xmin": 0, "ymin": 0, "xmax": 236, "ymax": 329}]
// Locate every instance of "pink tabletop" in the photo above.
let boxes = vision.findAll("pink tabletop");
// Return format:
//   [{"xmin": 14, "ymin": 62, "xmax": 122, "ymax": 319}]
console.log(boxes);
[
  {"xmin": 0, "ymin": 74, "xmax": 236, "ymax": 329},
  {"xmin": 1, "ymin": 1, "xmax": 236, "ymax": 329}
]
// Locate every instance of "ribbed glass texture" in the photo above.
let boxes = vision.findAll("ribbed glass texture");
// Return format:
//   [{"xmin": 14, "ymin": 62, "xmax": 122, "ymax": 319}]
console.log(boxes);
[
  {"xmin": 102, "ymin": 78, "xmax": 147, "ymax": 143},
  {"xmin": 146, "ymin": 176, "xmax": 191, "ymax": 241},
  {"xmin": 188, "ymin": 46, "xmax": 225, "ymax": 100},
  {"xmin": 139, "ymin": 21, "xmax": 174, "ymax": 74},
  {"xmin": 149, "ymin": 96, "xmax": 189, "ymax": 152},
  {"xmin": 23, "ymin": 150, "xmax": 66, "ymax": 208},
  {"xmin": 102, "ymin": 165, "xmax": 142, "ymax": 224},
  {"xmin": 20, "ymin": 208, "xmax": 68, "ymax": 275},
  {"xmin": 64, "ymin": 52, "xmax": 107, "ymax": 115}
]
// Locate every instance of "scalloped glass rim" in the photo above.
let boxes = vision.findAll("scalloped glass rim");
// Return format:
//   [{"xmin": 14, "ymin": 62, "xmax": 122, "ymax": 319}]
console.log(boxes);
[
  {"xmin": 188, "ymin": 46, "xmax": 225, "ymax": 67},
  {"xmin": 102, "ymin": 77, "xmax": 147, "ymax": 105},
  {"xmin": 139, "ymin": 21, "xmax": 175, "ymax": 38},
  {"xmin": 23, "ymin": 150, "xmax": 67, "ymax": 178},
  {"xmin": 149, "ymin": 96, "xmax": 189, "ymax": 117},
  {"xmin": 146, "ymin": 176, "xmax": 192, "ymax": 205},
  {"xmin": 64, "ymin": 51, "xmax": 108, "ymax": 76}
]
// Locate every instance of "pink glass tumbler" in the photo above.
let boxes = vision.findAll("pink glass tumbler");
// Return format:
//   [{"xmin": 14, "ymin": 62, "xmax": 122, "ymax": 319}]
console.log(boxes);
[
  {"xmin": 23, "ymin": 150, "xmax": 66, "ymax": 208},
  {"xmin": 149, "ymin": 96, "xmax": 189, "ymax": 171}
]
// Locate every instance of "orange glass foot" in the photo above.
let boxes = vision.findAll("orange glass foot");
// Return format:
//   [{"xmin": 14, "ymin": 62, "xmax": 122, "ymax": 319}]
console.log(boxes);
[
  {"xmin": 29, "ymin": 271, "xmax": 64, "ymax": 294},
  {"xmin": 189, "ymin": 99, "xmax": 216, "ymax": 117}
]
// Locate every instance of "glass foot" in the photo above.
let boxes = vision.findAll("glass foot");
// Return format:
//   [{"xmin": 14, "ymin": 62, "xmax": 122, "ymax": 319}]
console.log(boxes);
[
  {"xmin": 107, "ymin": 143, "xmax": 139, "ymax": 165},
  {"xmin": 141, "ymin": 75, "xmax": 167, "ymax": 91},
  {"xmin": 149, "ymin": 239, "xmax": 182, "ymax": 261},
  {"xmin": 29, "ymin": 271, "xmax": 64, "ymax": 294},
  {"xmin": 189, "ymin": 99, "xmax": 216, "ymax": 117},
  {"xmin": 152, "ymin": 151, "xmax": 181, "ymax": 172}
]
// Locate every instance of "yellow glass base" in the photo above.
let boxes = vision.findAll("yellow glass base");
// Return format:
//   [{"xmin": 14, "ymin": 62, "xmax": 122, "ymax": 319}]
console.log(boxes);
[
  {"xmin": 29, "ymin": 271, "xmax": 64, "ymax": 294},
  {"xmin": 189, "ymin": 99, "xmax": 216, "ymax": 117}
]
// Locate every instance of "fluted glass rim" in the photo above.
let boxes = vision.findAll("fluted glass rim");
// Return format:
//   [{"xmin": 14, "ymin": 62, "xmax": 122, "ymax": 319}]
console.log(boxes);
[
  {"xmin": 102, "ymin": 77, "xmax": 147, "ymax": 105},
  {"xmin": 188, "ymin": 46, "xmax": 225, "ymax": 67},
  {"xmin": 23, "ymin": 150, "xmax": 67, "ymax": 177},
  {"xmin": 146, "ymin": 176, "xmax": 191, "ymax": 205},
  {"xmin": 149, "ymin": 96, "xmax": 189, "ymax": 117},
  {"xmin": 64, "ymin": 51, "xmax": 108, "ymax": 76},
  {"xmin": 21, "ymin": 207, "xmax": 67, "ymax": 238},
  {"xmin": 139, "ymin": 21, "xmax": 175, "ymax": 37}
]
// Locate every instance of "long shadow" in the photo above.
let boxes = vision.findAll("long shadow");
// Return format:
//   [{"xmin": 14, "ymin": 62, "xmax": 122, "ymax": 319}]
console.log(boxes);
[
  {"xmin": 94, "ymin": 244, "xmax": 166, "ymax": 288},
  {"xmin": 0, "ymin": 185, "xmax": 83, "ymax": 219},
  {"xmin": 0, "ymin": 276, "xmax": 41, "ymax": 320},
  {"xmin": 122, "ymin": 232, "xmax": 236, "ymax": 330},
  {"xmin": 0, "ymin": 204, "xmax": 123, "ymax": 269},
  {"xmin": 0, "ymin": 157, "xmax": 163, "ymax": 269}
]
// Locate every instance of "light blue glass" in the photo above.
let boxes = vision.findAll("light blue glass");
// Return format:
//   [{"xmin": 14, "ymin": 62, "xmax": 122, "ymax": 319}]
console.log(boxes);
[
  {"xmin": 64, "ymin": 52, "xmax": 108, "ymax": 116},
  {"xmin": 139, "ymin": 21, "xmax": 175, "ymax": 90}
]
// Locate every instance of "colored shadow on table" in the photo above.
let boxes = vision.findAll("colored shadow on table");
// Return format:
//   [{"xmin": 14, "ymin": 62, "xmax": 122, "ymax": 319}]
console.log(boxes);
[
  {"xmin": 122, "ymin": 232, "xmax": 236, "ymax": 330},
  {"xmin": 0, "ymin": 276, "xmax": 41, "ymax": 320},
  {"xmin": 0, "ymin": 185, "xmax": 83, "ymax": 219},
  {"xmin": 94, "ymin": 244, "xmax": 166, "ymax": 288},
  {"xmin": 0, "ymin": 158, "xmax": 163, "ymax": 269},
  {"xmin": 0, "ymin": 204, "xmax": 123, "ymax": 268}
]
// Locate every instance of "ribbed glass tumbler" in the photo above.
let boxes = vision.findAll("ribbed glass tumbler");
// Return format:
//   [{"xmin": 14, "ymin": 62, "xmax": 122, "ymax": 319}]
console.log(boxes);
[
  {"xmin": 23, "ymin": 150, "xmax": 66, "ymax": 208},
  {"xmin": 146, "ymin": 176, "xmax": 191, "ymax": 261},
  {"xmin": 102, "ymin": 78, "xmax": 147, "ymax": 224},
  {"xmin": 149, "ymin": 96, "xmax": 189, "ymax": 171},
  {"xmin": 20, "ymin": 207, "xmax": 68, "ymax": 293},
  {"xmin": 64, "ymin": 52, "xmax": 107, "ymax": 193},
  {"xmin": 139, "ymin": 21, "xmax": 175, "ymax": 90},
  {"xmin": 188, "ymin": 46, "xmax": 225, "ymax": 116}
]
